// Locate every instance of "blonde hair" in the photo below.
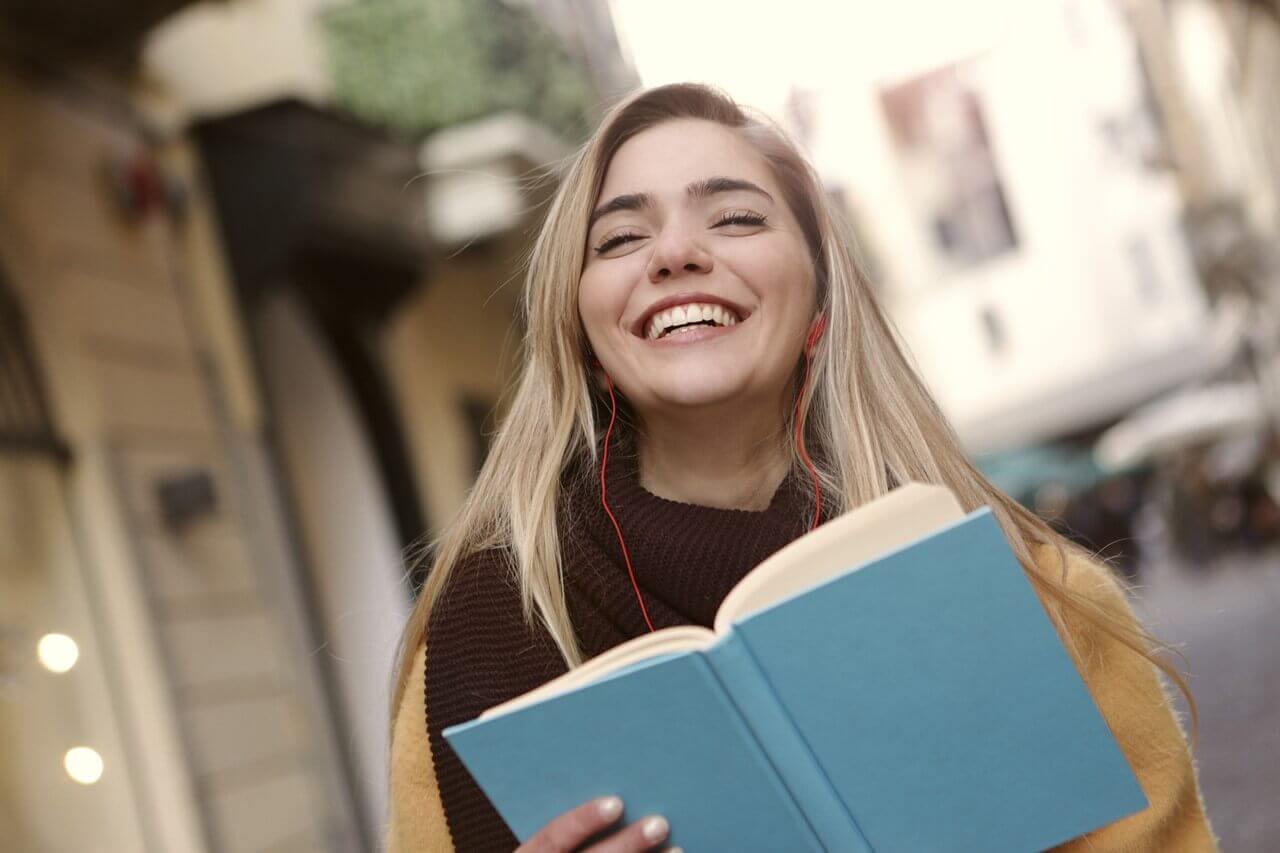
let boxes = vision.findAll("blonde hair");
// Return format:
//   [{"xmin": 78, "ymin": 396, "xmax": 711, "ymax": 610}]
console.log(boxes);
[{"xmin": 390, "ymin": 83, "xmax": 1195, "ymax": 734}]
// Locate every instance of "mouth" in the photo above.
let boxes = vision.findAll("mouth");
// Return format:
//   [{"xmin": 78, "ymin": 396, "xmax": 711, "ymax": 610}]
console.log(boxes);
[{"xmin": 637, "ymin": 296, "xmax": 749, "ymax": 341}]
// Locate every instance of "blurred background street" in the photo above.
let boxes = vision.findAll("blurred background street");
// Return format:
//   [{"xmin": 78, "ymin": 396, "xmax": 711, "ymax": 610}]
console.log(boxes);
[
  {"xmin": 1135, "ymin": 547, "xmax": 1280, "ymax": 850},
  {"xmin": 1, "ymin": 0, "xmax": 1277, "ymax": 850}
]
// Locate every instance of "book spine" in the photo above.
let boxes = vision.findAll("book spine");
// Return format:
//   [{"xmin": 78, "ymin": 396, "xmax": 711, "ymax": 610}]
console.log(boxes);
[{"xmin": 704, "ymin": 633, "xmax": 873, "ymax": 853}]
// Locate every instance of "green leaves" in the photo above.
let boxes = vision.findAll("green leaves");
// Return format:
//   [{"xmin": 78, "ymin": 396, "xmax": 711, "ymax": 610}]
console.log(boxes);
[{"xmin": 320, "ymin": 0, "xmax": 592, "ymax": 139}]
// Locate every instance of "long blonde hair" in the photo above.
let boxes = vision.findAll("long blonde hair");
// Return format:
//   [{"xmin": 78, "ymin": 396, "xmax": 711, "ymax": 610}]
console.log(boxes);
[{"xmin": 391, "ymin": 83, "xmax": 1195, "ymax": 733}]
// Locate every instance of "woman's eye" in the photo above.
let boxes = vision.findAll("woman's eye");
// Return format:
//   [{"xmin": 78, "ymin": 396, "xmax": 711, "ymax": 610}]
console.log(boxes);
[
  {"xmin": 713, "ymin": 211, "xmax": 768, "ymax": 229},
  {"xmin": 592, "ymin": 212, "xmax": 765, "ymax": 255},
  {"xmin": 594, "ymin": 232, "xmax": 644, "ymax": 255}
]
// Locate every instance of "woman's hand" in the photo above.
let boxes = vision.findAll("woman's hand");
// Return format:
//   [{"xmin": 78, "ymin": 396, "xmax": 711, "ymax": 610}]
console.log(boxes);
[{"xmin": 515, "ymin": 796, "xmax": 676, "ymax": 852}]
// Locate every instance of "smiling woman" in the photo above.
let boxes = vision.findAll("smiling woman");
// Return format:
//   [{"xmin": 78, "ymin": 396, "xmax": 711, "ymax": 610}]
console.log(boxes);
[
  {"xmin": 385, "ymin": 83, "xmax": 1216, "ymax": 853},
  {"xmin": 578, "ymin": 118, "xmax": 819, "ymax": 511}
]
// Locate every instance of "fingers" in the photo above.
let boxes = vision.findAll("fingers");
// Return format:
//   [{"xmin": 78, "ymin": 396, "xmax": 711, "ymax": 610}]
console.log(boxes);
[
  {"xmin": 518, "ymin": 796, "xmax": 624, "ymax": 852},
  {"xmin": 517, "ymin": 797, "xmax": 677, "ymax": 853},
  {"xmin": 586, "ymin": 813, "xmax": 674, "ymax": 853}
]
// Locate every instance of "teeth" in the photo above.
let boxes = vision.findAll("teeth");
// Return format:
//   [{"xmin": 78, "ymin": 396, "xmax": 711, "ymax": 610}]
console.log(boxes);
[{"xmin": 645, "ymin": 302, "xmax": 742, "ymax": 339}]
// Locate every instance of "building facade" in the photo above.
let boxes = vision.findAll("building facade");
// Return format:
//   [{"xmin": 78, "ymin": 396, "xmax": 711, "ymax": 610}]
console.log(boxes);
[
  {"xmin": 1, "ymin": 1, "xmax": 635, "ymax": 850},
  {"xmin": 0, "ymin": 62, "xmax": 364, "ymax": 851},
  {"xmin": 801, "ymin": 0, "xmax": 1216, "ymax": 453}
]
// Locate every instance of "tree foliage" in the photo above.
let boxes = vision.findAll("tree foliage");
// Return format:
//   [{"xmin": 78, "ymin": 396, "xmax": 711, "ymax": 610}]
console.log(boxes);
[{"xmin": 321, "ymin": 0, "xmax": 593, "ymax": 139}]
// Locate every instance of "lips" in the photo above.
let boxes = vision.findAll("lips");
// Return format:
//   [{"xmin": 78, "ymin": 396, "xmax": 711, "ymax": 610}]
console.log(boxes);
[{"xmin": 633, "ymin": 293, "xmax": 750, "ymax": 339}]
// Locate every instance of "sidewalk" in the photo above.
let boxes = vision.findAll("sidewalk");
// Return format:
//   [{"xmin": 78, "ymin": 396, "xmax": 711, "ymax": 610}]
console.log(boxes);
[{"xmin": 1131, "ymin": 547, "xmax": 1280, "ymax": 850}]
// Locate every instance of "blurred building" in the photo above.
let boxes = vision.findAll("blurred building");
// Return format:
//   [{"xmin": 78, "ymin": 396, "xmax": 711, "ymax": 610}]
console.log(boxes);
[
  {"xmin": 1125, "ymin": 0, "xmax": 1280, "ymax": 423},
  {"xmin": 0, "ymin": 1, "xmax": 634, "ymax": 851},
  {"xmin": 802, "ymin": 0, "xmax": 1231, "ymax": 455},
  {"xmin": 1126, "ymin": 0, "xmax": 1280, "ymax": 239}
]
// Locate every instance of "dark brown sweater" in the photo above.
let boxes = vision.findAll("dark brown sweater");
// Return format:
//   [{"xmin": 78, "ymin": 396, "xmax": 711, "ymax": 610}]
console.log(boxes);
[
  {"xmin": 396, "ymin": 455, "xmax": 1217, "ymax": 852},
  {"xmin": 422, "ymin": 449, "xmax": 817, "ymax": 851}
]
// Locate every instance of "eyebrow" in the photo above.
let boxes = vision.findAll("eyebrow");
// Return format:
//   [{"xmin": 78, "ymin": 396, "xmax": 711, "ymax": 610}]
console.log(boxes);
[{"xmin": 589, "ymin": 176, "xmax": 774, "ymax": 227}]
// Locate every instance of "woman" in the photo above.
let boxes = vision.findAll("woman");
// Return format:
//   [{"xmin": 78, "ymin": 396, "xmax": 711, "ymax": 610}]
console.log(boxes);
[{"xmin": 387, "ymin": 83, "xmax": 1216, "ymax": 852}]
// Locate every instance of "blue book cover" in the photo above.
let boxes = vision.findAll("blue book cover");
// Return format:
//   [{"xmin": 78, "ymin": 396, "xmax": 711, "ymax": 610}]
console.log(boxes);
[{"xmin": 445, "ymin": 495, "xmax": 1148, "ymax": 852}]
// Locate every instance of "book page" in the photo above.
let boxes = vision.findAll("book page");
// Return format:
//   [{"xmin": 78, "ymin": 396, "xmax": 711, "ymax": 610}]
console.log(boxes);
[
  {"xmin": 713, "ymin": 483, "xmax": 964, "ymax": 633},
  {"xmin": 480, "ymin": 625, "xmax": 715, "ymax": 718}
]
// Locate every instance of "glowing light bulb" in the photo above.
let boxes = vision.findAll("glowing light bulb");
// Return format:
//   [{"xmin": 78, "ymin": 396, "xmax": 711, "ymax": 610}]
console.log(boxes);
[
  {"xmin": 64, "ymin": 747, "xmax": 104, "ymax": 784},
  {"xmin": 37, "ymin": 633, "xmax": 80, "ymax": 673}
]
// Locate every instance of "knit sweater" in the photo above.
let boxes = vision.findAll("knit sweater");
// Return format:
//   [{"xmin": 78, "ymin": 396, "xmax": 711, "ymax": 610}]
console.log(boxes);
[{"xmin": 386, "ymin": 454, "xmax": 1217, "ymax": 852}]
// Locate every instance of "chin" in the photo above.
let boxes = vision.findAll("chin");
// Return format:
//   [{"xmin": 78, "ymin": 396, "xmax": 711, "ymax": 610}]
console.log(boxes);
[
  {"xmin": 654, "ymin": 388, "xmax": 742, "ymax": 410},
  {"xmin": 643, "ymin": 372, "xmax": 753, "ymax": 410}
]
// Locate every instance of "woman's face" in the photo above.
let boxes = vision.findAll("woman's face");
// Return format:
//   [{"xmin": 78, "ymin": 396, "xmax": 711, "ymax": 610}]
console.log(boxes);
[{"xmin": 578, "ymin": 119, "xmax": 818, "ymax": 423}]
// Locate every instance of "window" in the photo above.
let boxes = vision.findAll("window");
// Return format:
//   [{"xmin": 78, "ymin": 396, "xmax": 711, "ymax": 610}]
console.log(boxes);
[{"xmin": 881, "ymin": 65, "xmax": 1019, "ymax": 270}]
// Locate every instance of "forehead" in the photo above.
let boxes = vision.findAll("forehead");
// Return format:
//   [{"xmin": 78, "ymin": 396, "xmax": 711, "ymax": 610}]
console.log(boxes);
[{"xmin": 597, "ymin": 119, "xmax": 776, "ymax": 199}]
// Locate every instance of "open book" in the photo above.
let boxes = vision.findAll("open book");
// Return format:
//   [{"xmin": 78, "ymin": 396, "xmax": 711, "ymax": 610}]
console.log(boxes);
[{"xmin": 445, "ymin": 484, "xmax": 1147, "ymax": 852}]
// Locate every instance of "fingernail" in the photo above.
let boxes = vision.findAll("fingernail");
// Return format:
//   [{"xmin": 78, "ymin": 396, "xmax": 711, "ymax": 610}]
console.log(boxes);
[
  {"xmin": 642, "ymin": 816, "xmax": 669, "ymax": 842},
  {"xmin": 597, "ymin": 796, "xmax": 622, "ymax": 819}
]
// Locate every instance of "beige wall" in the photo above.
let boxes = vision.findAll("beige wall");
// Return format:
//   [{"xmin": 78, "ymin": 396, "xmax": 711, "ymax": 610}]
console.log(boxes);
[
  {"xmin": 0, "ymin": 457, "xmax": 148, "ymax": 851},
  {"xmin": 0, "ymin": 64, "xmax": 360, "ymax": 852},
  {"xmin": 0, "ymin": 66, "xmax": 209, "ymax": 853},
  {"xmin": 383, "ymin": 250, "xmax": 525, "ymax": 531}
]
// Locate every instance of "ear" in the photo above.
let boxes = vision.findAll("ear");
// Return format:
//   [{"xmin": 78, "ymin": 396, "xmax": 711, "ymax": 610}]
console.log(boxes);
[{"xmin": 586, "ymin": 353, "xmax": 611, "ymax": 391}]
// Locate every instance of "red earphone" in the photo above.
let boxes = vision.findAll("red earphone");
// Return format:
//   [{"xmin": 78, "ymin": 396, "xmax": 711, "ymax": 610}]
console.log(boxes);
[
  {"xmin": 597, "ymin": 312, "xmax": 827, "ymax": 634},
  {"xmin": 805, "ymin": 313, "xmax": 827, "ymax": 356},
  {"xmin": 796, "ymin": 314, "xmax": 825, "ymax": 529},
  {"xmin": 598, "ymin": 371, "xmax": 655, "ymax": 632}
]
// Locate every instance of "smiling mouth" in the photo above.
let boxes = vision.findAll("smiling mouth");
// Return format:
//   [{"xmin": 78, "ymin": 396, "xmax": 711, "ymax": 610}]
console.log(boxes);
[{"xmin": 645, "ymin": 302, "xmax": 743, "ymax": 340}]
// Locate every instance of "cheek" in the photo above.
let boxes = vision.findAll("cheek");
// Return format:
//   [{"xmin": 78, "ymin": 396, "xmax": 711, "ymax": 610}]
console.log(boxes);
[
  {"xmin": 577, "ymin": 268, "xmax": 621, "ymax": 345},
  {"xmin": 742, "ymin": 239, "xmax": 816, "ymax": 314}
]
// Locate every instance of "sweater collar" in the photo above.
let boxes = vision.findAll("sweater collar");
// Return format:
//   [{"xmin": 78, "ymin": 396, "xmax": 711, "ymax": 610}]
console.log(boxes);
[{"xmin": 564, "ymin": 443, "xmax": 814, "ymax": 629}]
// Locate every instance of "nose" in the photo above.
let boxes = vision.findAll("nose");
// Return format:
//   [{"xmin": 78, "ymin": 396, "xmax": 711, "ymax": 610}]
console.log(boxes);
[{"xmin": 645, "ymin": 225, "xmax": 714, "ymax": 284}]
